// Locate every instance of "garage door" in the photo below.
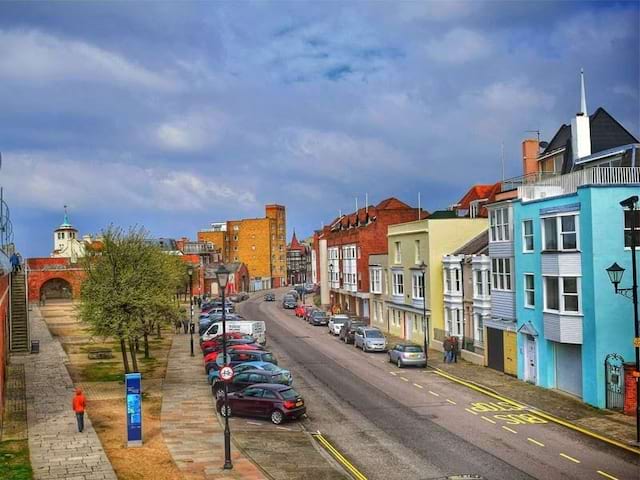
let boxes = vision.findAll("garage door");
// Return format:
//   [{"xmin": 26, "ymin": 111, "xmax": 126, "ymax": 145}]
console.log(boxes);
[
  {"xmin": 555, "ymin": 343, "xmax": 582, "ymax": 398},
  {"xmin": 487, "ymin": 327, "xmax": 504, "ymax": 372}
]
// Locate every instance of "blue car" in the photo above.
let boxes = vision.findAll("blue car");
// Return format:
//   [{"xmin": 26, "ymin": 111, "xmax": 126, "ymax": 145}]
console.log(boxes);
[{"xmin": 207, "ymin": 361, "xmax": 293, "ymax": 385}]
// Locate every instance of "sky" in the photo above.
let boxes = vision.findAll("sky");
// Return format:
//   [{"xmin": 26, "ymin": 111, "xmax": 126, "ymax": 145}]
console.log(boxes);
[{"xmin": 1, "ymin": 1, "xmax": 638, "ymax": 258}]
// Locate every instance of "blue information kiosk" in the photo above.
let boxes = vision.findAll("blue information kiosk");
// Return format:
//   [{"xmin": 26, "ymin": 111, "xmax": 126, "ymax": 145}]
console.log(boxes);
[{"xmin": 125, "ymin": 373, "xmax": 143, "ymax": 447}]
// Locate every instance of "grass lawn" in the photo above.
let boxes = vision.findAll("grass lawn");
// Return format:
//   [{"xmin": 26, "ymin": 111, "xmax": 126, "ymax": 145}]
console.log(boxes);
[{"xmin": 0, "ymin": 440, "xmax": 32, "ymax": 480}]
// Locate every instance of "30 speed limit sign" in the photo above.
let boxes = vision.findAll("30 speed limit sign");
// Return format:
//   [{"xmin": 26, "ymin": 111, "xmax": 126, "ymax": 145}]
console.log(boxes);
[{"xmin": 219, "ymin": 366, "xmax": 234, "ymax": 382}]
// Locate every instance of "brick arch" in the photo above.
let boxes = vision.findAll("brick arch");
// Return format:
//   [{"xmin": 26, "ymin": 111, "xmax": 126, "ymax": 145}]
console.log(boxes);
[
  {"xmin": 40, "ymin": 277, "xmax": 73, "ymax": 299},
  {"xmin": 27, "ymin": 258, "xmax": 85, "ymax": 302}
]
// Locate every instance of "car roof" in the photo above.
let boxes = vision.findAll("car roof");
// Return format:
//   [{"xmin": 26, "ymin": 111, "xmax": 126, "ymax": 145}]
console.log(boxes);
[
  {"xmin": 237, "ymin": 369, "xmax": 276, "ymax": 376},
  {"xmin": 250, "ymin": 383, "xmax": 292, "ymax": 391}
]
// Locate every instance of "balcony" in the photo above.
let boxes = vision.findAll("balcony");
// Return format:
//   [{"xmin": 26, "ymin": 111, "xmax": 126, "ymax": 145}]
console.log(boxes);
[
  {"xmin": 182, "ymin": 242, "xmax": 216, "ymax": 255},
  {"xmin": 517, "ymin": 167, "xmax": 640, "ymax": 202}
]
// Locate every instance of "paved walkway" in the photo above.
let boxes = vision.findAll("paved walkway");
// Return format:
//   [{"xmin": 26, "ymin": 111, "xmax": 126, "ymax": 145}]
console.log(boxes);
[
  {"xmin": 13, "ymin": 306, "xmax": 117, "ymax": 480},
  {"xmin": 161, "ymin": 333, "xmax": 267, "ymax": 480}
]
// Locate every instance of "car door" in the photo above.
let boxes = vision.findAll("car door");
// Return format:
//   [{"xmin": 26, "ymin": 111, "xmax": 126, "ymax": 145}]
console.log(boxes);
[
  {"xmin": 354, "ymin": 327, "xmax": 364, "ymax": 348},
  {"xmin": 229, "ymin": 373, "xmax": 252, "ymax": 394},
  {"xmin": 235, "ymin": 387, "xmax": 263, "ymax": 416},
  {"xmin": 258, "ymin": 388, "xmax": 278, "ymax": 417}
]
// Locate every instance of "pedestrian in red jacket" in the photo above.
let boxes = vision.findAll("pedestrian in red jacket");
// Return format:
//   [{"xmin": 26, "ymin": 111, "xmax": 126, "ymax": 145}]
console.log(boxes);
[{"xmin": 72, "ymin": 388, "xmax": 86, "ymax": 432}]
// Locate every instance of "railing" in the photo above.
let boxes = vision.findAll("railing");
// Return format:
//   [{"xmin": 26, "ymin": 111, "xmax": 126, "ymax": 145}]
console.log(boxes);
[
  {"xmin": 182, "ymin": 243, "xmax": 216, "ymax": 254},
  {"xmin": 518, "ymin": 167, "xmax": 640, "ymax": 202},
  {"xmin": 501, "ymin": 172, "xmax": 557, "ymax": 192},
  {"xmin": 0, "ymin": 188, "xmax": 14, "ymax": 255}
]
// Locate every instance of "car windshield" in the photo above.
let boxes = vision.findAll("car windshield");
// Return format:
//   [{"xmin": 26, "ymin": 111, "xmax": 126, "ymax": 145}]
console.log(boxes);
[
  {"xmin": 313, "ymin": 312, "xmax": 327, "ymax": 318},
  {"xmin": 365, "ymin": 330, "xmax": 384, "ymax": 338},
  {"xmin": 261, "ymin": 353, "xmax": 275, "ymax": 363},
  {"xmin": 404, "ymin": 346, "xmax": 423, "ymax": 352},
  {"xmin": 279, "ymin": 388, "xmax": 300, "ymax": 400},
  {"xmin": 284, "ymin": 295, "xmax": 295, "ymax": 301},
  {"xmin": 261, "ymin": 363, "xmax": 279, "ymax": 372}
]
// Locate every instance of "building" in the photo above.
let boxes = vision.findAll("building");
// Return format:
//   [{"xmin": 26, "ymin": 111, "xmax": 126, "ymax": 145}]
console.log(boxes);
[
  {"xmin": 315, "ymin": 198, "xmax": 426, "ymax": 319},
  {"xmin": 286, "ymin": 232, "xmax": 309, "ymax": 285},
  {"xmin": 368, "ymin": 253, "xmax": 388, "ymax": 331},
  {"xmin": 204, "ymin": 262, "xmax": 249, "ymax": 296},
  {"xmin": 197, "ymin": 204, "xmax": 287, "ymax": 291}
]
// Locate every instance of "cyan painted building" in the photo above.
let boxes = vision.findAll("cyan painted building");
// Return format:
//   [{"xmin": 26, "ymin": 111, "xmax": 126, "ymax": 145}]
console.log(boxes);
[{"xmin": 513, "ymin": 184, "xmax": 638, "ymax": 408}]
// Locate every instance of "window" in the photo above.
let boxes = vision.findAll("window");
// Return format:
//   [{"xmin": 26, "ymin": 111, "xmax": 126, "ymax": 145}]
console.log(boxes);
[
  {"xmin": 474, "ymin": 313, "xmax": 484, "ymax": 345},
  {"xmin": 474, "ymin": 270, "xmax": 484, "ymax": 297},
  {"xmin": 454, "ymin": 269, "xmax": 461, "ymax": 292},
  {"xmin": 412, "ymin": 272, "xmax": 424, "ymax": 299},
  {"xmin": 522, "ymin": 220, "xmax": 534, "ymax": 252},
  {"xmin": 524, "ymin": 274, "xmax": 535, "ymax": 308},
  {"xmin": 544, "ymin": 276, "xmax": 581, "ymax": 313},
  {"xmin": 444, "ymin": 269, "xmax": 452, "ymax": 292},
  {"xmin": 370, "ymin": 268, "xmax": 382, "ymax": 294},
  {"xmin": 624, "ymin": 210, "xmax": 640, "ymax": 248},
  {"xmin": 392, "ymin": 271, "xmax": 404, "ymax": 296},
  {"xmin": 445, "ymin": 308, "xmax": 462, "ymax": 336},
  {"xmin": 394, "ymin": 242, "xmax": 402, "ymax": 263},
  {"xmin": 490, "ymin": 207, "xmax": 510, "ymax": 241},
  {"xmin": 543, "ymin": 214, "xmax": 579, "ymax": 251},
  {"xmin": 414, "ymin": 240, "xmax": 421, "ymax": 263},
  {"xmin": 233, "ymin": 235, "xmax": 238, "ymax": 241},
  {"xmin": 491, "ymin": 258, "xmax": 512, "ymax": 290}
]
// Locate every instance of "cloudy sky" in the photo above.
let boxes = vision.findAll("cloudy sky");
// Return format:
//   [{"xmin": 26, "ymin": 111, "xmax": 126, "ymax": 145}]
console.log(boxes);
[{"xmin": 1, "ymin": 1, "xmax": 638, "ymax": 257}]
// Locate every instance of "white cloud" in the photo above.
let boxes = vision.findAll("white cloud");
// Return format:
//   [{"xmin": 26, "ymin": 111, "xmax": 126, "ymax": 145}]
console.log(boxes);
[
  {"xmin": 0, "ymin": 29, "xmax": 178, "ymax": 90},
  {"xmin": 2, "ymin": 152, "xmax": 256, "ymax": 213},
  {"xmin": 153, "ymin": 110, "xmax": 228, "ymax": 152},
  {"xmin": 424, "ymin": 28, "xmax": 492, "ymax": 64},
  {"xmin": 612, "ymin": 84, "xmax": 638, "ymax": 100},
  {"xmin": 462, "ymin": 79, "xmax": 555, "ymax": 112}
]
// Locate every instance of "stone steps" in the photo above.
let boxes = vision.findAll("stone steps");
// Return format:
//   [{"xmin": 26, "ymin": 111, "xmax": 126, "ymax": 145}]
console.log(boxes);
[{"xmin": 10, "ymin": 270, "xmax": 29, "ymax": 352}]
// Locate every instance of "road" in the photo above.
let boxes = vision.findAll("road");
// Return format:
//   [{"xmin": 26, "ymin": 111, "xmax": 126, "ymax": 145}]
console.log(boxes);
[{"xmin": 240, "ymin": 291, "xmax": 639, "ymax": 480}]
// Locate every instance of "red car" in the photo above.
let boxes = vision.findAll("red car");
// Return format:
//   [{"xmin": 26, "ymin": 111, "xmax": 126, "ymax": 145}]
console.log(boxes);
[
  {"xmin": 217, "ymin": 383, "xmax": 306, "ymax": 425},
  {"xmin": 294, "ymin": 305, "xmax": 305, "ymax": 317},
  {"xmin": 203, "ymin": 344, "xmax": 263, "ymax": 364}
]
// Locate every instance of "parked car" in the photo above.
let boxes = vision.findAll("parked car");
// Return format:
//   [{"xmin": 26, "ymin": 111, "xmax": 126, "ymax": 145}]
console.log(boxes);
[
  {"xmin": 201, "ymin": 333, "xmax": 254, "ymax": 350},
  {"xmin": 199, "ymin": 314, "xmax": 245, "ymax": 336},
  {"xmin": 202, "ymin": 338, "xmax": 257, "ymax": 356},
  {"xmin": 208, "ymin": 361, "xmax": 292, "ymax": 385},
  {"xmin": 294, "ymin": 305, "xmax": 306, "ymax": 317},
  {"xmin": 301, "ymin": 306, "xmax": 316, "ymax": 322},
  {"xmin": 309, "ymin": 310, "xmax": 329, "ymax": 326},
  {"xmin": 231, "ymin": 292, "xmax": 249, "ymax": 302},
  {"xmin": 212, "ymin": 369, "xmax": 289, "ymax": 399},
  {"xmin": 204, "ymin": 345, "xmax": 274, "ymax": 374},
  {"xmin": 286, "ymin": 289, "xmax": 300, "ymax": 301},
  {"xmin": 216, "ymin": 384, "xmax": 306, "ymax": 425},
  {"xmin": 328, "ymin": 314, "xmax": 349, "ymax": 335},
  {"xmin": 264, "ymin": 293, "xmax": 275, "ymax": 302},
  {"xmin": 339, "ymin": 320, "xmax": 367, "ymax": 344},
  {"xmin": 304, "ymin": 283, "xmax": 315, "ymax": 294},
  {"xmin": 204, "ymin": 343, "xmax": 264, "ymax": 365},
  {"xmin": 354, "ymin": 327, "xmax": 387, "ymax": 352},
  {"xmin": 282, "ymin": 294, "xmax": 297, "ymax": 309},
  {"xmin": 388, "ymin": 343, "xmax": 427, "ymax": 368}
]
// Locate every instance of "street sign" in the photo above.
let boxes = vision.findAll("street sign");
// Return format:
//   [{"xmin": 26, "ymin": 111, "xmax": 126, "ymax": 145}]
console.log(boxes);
[
  {"xmin": 634, "ymin": 337, "xmax": 640, "ymax": 348},
  {"xmin": 219, "ymin": 366, "xmax": 234, "ymax": 382},
  {"xmin": 216, "ymin": 353, "xmax": 232, "ymax": 367}
]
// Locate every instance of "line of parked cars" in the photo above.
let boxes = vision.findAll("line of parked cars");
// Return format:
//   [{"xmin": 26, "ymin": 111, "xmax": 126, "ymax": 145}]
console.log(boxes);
[{"xmin": 198, "ymin": 296, "xmax": 307, "ymax": 425}]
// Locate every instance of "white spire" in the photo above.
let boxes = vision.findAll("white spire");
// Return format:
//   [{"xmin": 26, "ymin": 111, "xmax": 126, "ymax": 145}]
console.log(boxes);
[{"xmin": 580, "ymin": 68, "xmax": 587, "ymax": 115}]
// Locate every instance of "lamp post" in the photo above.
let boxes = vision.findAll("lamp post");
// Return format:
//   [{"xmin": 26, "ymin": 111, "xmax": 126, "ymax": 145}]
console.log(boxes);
[
  {"xmin": 605, "ymin": 194, "xmax": 639, "ymax": 444},
  {"xmin": 188, "ymin": 266, "xmax": 194, "ymax": 357},
  {"xmin": 214, "ymin": 264, "xmax": 233, "ymax": 469},
  {"xmin": 420, "ymin": 261, "xmax": 429, "ymax": 367}
]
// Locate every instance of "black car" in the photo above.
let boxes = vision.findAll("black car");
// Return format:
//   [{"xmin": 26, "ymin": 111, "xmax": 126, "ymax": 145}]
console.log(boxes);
[
  {"xmin": 264, "ymin": 293, "xmax": 275, "ymax": 302},
  {"xmin": 282, "ymin": 294, "xmax": 297, "ymax": 309},
  {"xmin": 309, "ymin": 310, "xmax": 329, "ymax": 326},
  {"xmin": 339, "ymin": 320, "xmax": 367, "ymax": 344},
  {"xmin": 212, "ymin": 369, "xmax": 288, "ymax": 399}
]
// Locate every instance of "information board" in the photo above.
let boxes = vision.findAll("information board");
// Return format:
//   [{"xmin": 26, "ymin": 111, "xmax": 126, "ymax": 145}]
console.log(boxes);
[{"xmin": 125, "ymin": 373, "xmax": 143, "ymax": 447}]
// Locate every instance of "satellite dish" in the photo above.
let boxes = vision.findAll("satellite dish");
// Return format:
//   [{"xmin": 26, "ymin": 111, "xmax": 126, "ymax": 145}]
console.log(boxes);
[{"xmin": 539, "ymin": 141, "xmax": 549, "ymax": 149}]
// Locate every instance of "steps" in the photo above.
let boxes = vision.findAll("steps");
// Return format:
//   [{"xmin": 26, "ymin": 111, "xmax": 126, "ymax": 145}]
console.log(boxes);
[{"xmin": 10, "ymin": 270, "xmax": 29, "ymax": 352}]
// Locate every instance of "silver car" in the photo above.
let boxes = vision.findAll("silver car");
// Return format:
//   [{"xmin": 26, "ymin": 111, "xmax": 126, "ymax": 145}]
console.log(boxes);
[
  {"xmin": 328, "ymin": 314, "xmax": 349, "ymax": 335},
  {"xmin": 354, "ymin": 327, "xmax": 387, "ymax": 352},
  {"xmin": 388, "ymin": 343, "xmax": 427, "ymax": 368}
]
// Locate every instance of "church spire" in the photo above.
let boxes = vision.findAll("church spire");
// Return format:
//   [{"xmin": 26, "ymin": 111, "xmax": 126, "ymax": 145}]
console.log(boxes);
[{"xmin": 579, "ymin": 68, "xmax": 587, "ymax": 115}]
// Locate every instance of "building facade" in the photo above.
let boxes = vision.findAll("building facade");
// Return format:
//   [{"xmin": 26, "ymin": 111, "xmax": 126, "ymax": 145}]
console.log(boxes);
[{"xmin": 286, "ymin": 232, "xmax": 309, "ymax": 285}]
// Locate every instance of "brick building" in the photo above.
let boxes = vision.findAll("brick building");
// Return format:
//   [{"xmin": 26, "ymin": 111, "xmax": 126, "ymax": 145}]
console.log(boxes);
[
  {"xmin": 286, "ymin": 232, "xmax": 309, "ymax": 285},
  {"xmin": 197, "ymin": 204, "xmax": 287, "ymax": 291},
  {"xmin": 314, "ymin": 198, "xmax": 426, "ymax": 319}
]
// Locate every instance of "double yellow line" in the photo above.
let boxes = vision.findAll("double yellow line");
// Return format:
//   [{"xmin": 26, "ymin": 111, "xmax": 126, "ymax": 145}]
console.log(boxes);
[{"xmin": 312, "ymin": 432, "xmax": 368, "ymax": 480}]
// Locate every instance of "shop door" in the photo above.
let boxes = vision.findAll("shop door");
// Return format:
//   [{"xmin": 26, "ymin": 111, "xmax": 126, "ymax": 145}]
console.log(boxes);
[
  {"xmin": 486, "ymin": 327, "xmax": 504, "ymax": 372},
  {"xmin": 555, "ymin": 343, "xmax": 582, "ymax": 397}
]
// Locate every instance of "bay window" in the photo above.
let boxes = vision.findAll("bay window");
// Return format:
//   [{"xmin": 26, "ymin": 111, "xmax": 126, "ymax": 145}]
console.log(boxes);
[
  {"xmin": 491, "ymin": 258, "xmax": 512, "ymax": 291},
  {"xmin": 542, "ymin": 214, "xmax": 579, "ymax": 251},
  {"xmin": 490, "ymin": 207, "xmax": 510, "ymax": 242},
  {"xmin": 544, "ymin": 276, "xmax": 581, "ymax": 313}
]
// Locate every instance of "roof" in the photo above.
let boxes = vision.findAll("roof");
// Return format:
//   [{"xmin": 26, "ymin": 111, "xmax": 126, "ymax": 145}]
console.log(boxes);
[
  {"xmin": 451, "ymin": 230, "xmax": 489, "ymax": 256},
  {"xmin": 428, "ymin": 210, "xmax": 458, "ymax": 219},
  {"xmin": 147, "ymin": 238, "xmax": 179, "ymax": 251},
  {"xmin": 456, "ymin": 182, "xmax": 502, "ymax": 217},
  {"xmin": 326, "ymin": 197, "xmax": 427, "ymax": 232},
  {"xmin": 288, "ymin": 231, "xmax": 305, "ymax": 252}
]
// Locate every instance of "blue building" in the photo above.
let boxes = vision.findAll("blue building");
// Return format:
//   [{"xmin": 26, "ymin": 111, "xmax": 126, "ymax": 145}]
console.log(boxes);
[{"xmin": 508, "ymin": 74, "xmax": 639, "ymax": 407}]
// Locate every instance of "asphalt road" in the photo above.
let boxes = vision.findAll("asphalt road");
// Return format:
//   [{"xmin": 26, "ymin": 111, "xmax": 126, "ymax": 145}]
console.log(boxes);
[{"xmin": 240, "ymin": 291, "xmax": 639, "ymax": 480}]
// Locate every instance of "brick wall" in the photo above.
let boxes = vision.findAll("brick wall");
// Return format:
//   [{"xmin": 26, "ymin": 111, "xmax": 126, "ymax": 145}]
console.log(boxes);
[
  {"xmin": 27, "ymin": 258, "xmax": 84, "ymax": 302},
  {"xmin": 0, "ymin": 273, "xmax": 9, "ymax": 418}
]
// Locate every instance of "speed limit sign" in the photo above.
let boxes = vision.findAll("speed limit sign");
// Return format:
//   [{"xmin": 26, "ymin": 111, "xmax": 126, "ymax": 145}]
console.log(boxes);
[{"xmin": 219, "ymin": 366, "xmax": 234, "ymax": 382}]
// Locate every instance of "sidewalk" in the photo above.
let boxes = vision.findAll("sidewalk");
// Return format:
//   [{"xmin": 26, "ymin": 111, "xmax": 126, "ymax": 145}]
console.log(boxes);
[
  {"xmin": 13, "ymin": 305, "xmax": 117, "ymax": 480},
  {"xmin": 161, "ymin": 333, "xmax": 266, "ymax": 480}
]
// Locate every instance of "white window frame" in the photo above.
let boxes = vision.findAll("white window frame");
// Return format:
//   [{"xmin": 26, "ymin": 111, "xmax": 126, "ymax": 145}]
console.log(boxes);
[
  {"xmin": 491, "ymin": 258, "xmax": 512, "ymax": 291},
  {"xmin": 414, "ymin": 240, "xmax": 421, "ymax": 264},
  {"xmin": 541, "ymin": 213, "xmax": 580, "ymax": 252},
  {"xmin": 522, "ymin": 220, "xmax": 534, "ymax": 253},
  {"xmin": 490, "ymin": 207, "xmax": 511, "ymax": 242},
  {"xmin": 474, "ymin": 313, "xmax": 484, "ymax": 345},
  {"xmin": 473, "ymin": 269, "xmax": 489, "ymax": 298},
  {"xmin": 392, "ymin": 271, "xmax": 404, "ymax": 296},
  {"xmin": 543, "ymin": 275, "xmax": 581, "ymax": 314},
  {"xmin": 411, "ymin": 272, "xmax": 424, "ymax": 300},
  {"xmin": 394, "ymin": 241, "xmax": 402, "ymax": 264},
  {"xmin": 524, "ymin": 273, "xmax": 535, "ymax": 308},
  {"xmin": 370, "ymin": 267, "xmax": 382, "ymax": 294}
]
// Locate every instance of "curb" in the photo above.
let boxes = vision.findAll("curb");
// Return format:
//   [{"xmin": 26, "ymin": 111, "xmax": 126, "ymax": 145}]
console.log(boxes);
[{"xmin": 432, "ymin": 367, "xmax": 640, "ymax": 456}]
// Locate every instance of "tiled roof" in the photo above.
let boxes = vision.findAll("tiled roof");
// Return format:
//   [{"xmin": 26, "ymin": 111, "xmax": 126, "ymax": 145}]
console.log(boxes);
[{"xmin": 452, "ymin": 230, "xmax": 489, "ymax": 255}]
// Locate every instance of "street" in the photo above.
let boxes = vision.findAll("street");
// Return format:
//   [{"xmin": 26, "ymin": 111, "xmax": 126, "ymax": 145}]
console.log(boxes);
[{"xmin": 240, "ymin": 292, "xmax": 639, "ymax": 480}]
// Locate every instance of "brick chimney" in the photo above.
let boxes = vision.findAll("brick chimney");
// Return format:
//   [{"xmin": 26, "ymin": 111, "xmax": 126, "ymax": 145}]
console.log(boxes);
[{"xmin": 522, "ymin": 139, "xmax": 539, "ymax": 176}]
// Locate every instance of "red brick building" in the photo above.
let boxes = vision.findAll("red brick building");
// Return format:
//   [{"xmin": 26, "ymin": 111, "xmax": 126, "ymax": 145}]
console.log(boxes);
[{"xmin": 314, "ymin": 198, "xmax": 426, "ymax": 319}]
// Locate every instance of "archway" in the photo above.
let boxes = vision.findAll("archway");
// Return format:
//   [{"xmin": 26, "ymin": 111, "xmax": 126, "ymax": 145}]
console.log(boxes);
[{"xmin": 40, "ymin": 278, "xmax": 73, "ymax": 300}]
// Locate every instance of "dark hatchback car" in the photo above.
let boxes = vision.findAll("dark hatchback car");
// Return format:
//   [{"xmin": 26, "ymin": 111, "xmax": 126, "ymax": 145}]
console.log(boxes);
[
  {"xmin": 264, "ymin": 293, "xmax": 275, "ymax": 302},
  {"xmin": 282, "ymin": 294, "xmax": 297, "ymax": 309},
  {"xmin": 212, "ymin": 369, "xmax": 289, "ymax": 399},
  {"xmin": 309, "ymin": 310, "xmax": 329, "ymax": 326},
  {"xmin": 339, "ymin": 320, "xmax": 367, "ymax": 344},
  {"xmin": 217, "ymin": 383, "xmax": 306, "ymax": 425}
]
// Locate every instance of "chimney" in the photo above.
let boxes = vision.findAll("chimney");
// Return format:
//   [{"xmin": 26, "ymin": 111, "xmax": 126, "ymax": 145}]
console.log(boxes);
[
  {"xmin": 522, "ymin": 139, "xmax": 539, "ymax": 175},
  {"xmin": 571, "ymin": 69, "xmax": 591, "ymax": 161}
]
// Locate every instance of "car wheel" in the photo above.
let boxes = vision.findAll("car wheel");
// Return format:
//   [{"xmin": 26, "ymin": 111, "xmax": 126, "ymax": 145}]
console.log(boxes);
[
  {"xmin": 397, "ymin": 358, "xmax": 403, "ymax": 369},
  {"xmin": 215, "ymin": 387, "xmax": 225, "ymax": 399},
  {"xmin": 220, "ymin": 405, "xmax": 232, "ymax": 417},
  {"xmin": 271, "ymin": 409, "xmax": 284, "ymax": 425}
]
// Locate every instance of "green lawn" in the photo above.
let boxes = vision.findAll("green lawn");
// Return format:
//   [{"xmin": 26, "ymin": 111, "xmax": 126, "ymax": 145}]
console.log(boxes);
[{"xmin": 0, "ymin": 440, "xmax": 32, "ymax": 480}]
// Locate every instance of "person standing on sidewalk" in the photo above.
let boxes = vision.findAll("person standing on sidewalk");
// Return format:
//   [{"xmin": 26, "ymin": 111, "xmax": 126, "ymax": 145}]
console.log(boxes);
[
  {"xmin": 443, "ymin": 337, "xmax": 452, "ymax": 363},
  {"xmin": 451, "ymin": 336, "xmax": 459, "ymax": 363},
  {"xmin": 72, "ymin": 388, "xmax": 86, "ymax": 432}
]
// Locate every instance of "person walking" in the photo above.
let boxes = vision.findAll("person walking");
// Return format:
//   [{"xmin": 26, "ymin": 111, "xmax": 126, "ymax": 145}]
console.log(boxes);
[
  {"xmin": 9, "ymin": 253, "xmax": 19, "ymax": 272},
  {"xmin": 16, "ymin": 253, "xmax": 22, "ymax": 272},
  {"xmin": 443, "ymin": 337, "xmax": 452, "ymax": 363},
  {"xmin": 72, "ymin": 388, "xmax": 86, "ymax": 432},
  {"xmin": 182, "ymin": 318, "xmax": 189, "ymax": 334},
  {"xmin": 451, "ymin": 336, "xmax": 459, "ymax": 363}
]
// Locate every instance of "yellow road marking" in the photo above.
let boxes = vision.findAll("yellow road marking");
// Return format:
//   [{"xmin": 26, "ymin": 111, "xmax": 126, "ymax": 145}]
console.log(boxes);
[
  {"xmin": 428, "ymin": 390, "xmax": 440, "ymax": 397},
  {"xmin": 465, "ymin": 408, "xmax": 478, "ymax": 415},
  {"xmin": 413, "ymin": 383, "xmax": 423, "ymax": 389},
  {"xmin": 502, "ymin": 426, "xmax": 517, "ymax": 434},
  {"xmin": 597, "ymin": 470, "xmax": 619, "ymax": 480},
  {"xmin": 446, "ymin": 399, "xmax": 456, "ymax": 405},
  {"xmin": 527, "ymin": 437, "xmax": 545, "ymax": 447},
  {"xmin": 560, "ymin": 453, "xmax": 580, "ymax": 464},
  {"xmin": 312, "ymin": 433, "xmax": 367, "ymax": 480},
  {"xmin": 432, "ymin": 369, "xmax": 640, "ymax": 456},
  {"xmin": 389, "ymin": 372, "xmax": 397, "ymax": 376},
  {"xmin": 400, "ymin": 377, "xmax": 409, "ymax": 382},
  {"xmin": 481, "ymin": 416, "xmax": 496, "ymax": 424}
]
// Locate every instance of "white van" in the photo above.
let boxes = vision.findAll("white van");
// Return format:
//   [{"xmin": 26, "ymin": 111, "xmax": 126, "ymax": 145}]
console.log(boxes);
[{"xmin": 201, "ymin": 320, "xmax": 266, "ymax": 345}]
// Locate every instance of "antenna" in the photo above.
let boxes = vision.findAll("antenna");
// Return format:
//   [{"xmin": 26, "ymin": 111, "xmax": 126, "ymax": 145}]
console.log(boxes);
[
  {"xmin": 418, "ymin": 192, "xmax": 421, "ymax": 220},
  {"xmin": 501, "ymin": 142, "xmax": 505, "ymax": 182},
  {"xmin": 355, "ymin": 197, "xmax": 358, "ymax": 213},
  {"xmin": 525, "ymin": 130, "xmax": 541, "ymax": 143},
  {"xmin": 365, "ymin": 193, "xmax": 368, "ymax": 214}
]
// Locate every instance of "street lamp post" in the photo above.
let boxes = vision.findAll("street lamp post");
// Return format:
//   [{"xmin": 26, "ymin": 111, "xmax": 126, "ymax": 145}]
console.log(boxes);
[
  {"xmin": 605, "ymin": 195, "xmax": 639, "ymax": 445},
  {"xmin": 215, "ymin": 264, "xmax": 233, "ymax": 469},
  {"xmin": 188, "ymin": 266, "xmax": 194, "ymax": 357},
  {"xmin": 420, "ymin": 261, "xmax": 429, "ymax": 367}
]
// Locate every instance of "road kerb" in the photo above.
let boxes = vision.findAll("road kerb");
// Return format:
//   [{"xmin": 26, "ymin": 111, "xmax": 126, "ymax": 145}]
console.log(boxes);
[
  {"xmin": 432, "ymin": 368, "xmax": 640, "ymax": 456},
  {"xmin": 312, "ymin": 432, "xmax": 368, "ymax": 480}
]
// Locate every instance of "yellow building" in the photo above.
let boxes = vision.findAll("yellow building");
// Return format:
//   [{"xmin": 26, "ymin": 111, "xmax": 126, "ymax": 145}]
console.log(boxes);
[
  {"xmin": 197, "ymin": 204, "xmax": 287, "ymax": 291},
  {"xmin": 377, "ymin": 215, "xmax": 487, "ymax": 347}
]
